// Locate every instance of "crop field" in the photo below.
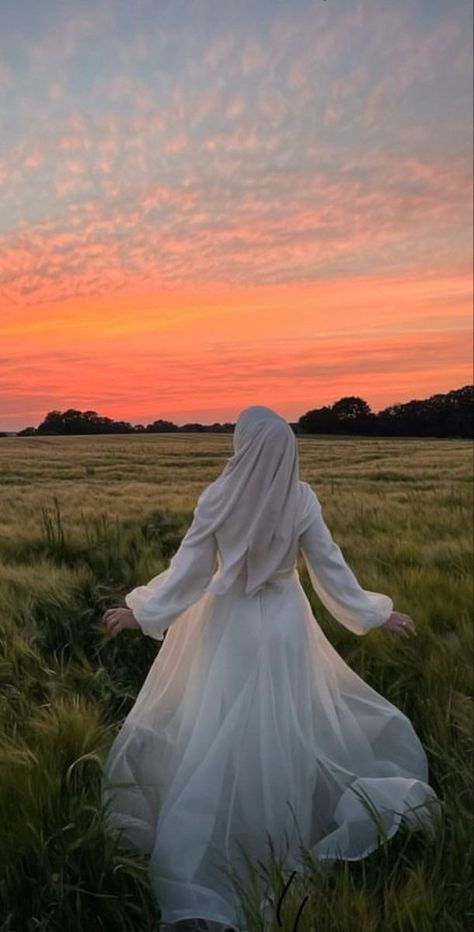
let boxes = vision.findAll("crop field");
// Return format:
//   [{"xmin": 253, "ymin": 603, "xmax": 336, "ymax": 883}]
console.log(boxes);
[{"xmin": 0, "ymin": 433, "xmax": 472, "ymax": 932}]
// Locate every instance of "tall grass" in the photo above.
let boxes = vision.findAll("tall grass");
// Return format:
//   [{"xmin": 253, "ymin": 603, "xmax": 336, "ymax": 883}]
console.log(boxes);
[{"xmin": 0, "ymin": 434, "xmax": 472, "ymax": 930}]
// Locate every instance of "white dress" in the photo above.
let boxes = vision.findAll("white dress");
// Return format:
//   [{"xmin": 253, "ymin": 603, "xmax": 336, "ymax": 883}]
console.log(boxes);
[{"xmin": 101, "ymin": 481, "xmax": 441, "ymax": 929}]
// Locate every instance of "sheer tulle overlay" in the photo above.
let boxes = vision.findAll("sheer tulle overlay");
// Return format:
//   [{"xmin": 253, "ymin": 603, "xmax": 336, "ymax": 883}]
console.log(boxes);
[{"xmin": 101, "ymin": 485, "xmax": 441, "ymax": 930}]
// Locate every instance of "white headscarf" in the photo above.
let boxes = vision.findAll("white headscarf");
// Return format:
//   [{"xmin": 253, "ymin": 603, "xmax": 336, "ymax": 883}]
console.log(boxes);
[{"xmin": 182, "ymin": 405, "xmax": 300, "ymax": 597}]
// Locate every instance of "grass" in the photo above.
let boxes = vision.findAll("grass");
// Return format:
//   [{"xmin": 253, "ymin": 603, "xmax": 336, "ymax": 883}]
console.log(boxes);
[{"xmin": 0, "ymin": 433, "xmax": 472, "ymax": 931}]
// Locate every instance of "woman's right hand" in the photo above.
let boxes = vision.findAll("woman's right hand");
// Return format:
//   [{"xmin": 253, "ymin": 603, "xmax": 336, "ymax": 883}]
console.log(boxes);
[{"xmin": 380, "ymin": 611, "xmax": 417, "ymax": 638}]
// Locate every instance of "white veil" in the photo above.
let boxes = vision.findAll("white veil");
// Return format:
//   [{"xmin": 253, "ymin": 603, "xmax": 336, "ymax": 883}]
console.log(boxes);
[{"xmin": 182, "ymin": 405, "xmax": 300, "ymax": 597}]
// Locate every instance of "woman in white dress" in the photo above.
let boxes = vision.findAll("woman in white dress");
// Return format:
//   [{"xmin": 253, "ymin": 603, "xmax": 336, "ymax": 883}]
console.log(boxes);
[{"xmin": 101, "ymin": 405, "xmax": 441, "ymax": 932}]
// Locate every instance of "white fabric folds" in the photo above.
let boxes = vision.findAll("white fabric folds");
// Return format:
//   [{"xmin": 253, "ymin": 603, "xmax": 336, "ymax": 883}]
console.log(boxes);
[
  {"xmin": 180, "ymin": 405, "xmax": 301, "ymax": 598},
  {"xmin": 102, "ymin": 406, "xmax": 442, "ymax": 931}
]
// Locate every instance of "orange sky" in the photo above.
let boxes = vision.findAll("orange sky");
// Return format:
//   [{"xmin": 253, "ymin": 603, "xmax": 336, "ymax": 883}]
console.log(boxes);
[
  {"xmin": 0, "ymin": 0, "xmax": 472, "ymax": 429},
  {"xmin": 2, "ymin": 266, "xmax": 472, "ymax": 427}
]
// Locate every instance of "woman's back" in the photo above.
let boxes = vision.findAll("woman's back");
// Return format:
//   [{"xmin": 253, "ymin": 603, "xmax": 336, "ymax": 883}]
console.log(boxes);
[
  {"xmin": 212, "ymin": 480, "xmax": 309, "ymax": 585},
  {"xmin": 123, "ymin": 479, "xmax": 393, "ymax": 640}
]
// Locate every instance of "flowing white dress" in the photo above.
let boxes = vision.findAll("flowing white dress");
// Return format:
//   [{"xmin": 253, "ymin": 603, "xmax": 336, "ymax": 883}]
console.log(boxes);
[{"xmin": 101, "ymin": 481, "xmax": 441, "ymax": 929}]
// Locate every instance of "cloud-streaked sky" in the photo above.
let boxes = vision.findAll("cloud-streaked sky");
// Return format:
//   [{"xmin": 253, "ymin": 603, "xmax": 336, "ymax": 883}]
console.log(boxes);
[{"xmin": 1, "ymin": 0, "xmax": 472, "ymax": 429}]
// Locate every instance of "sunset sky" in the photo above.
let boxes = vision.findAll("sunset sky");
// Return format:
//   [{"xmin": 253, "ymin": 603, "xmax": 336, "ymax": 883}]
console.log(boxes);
[{"xmin": 0, "ymin": 0, "xmax": 472, "ymax": 430}]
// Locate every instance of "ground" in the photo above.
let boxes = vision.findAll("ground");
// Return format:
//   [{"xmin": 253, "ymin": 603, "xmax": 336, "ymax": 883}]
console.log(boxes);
[{"xmin": 0, "ymin": 433, "xmax": 472, "ymax": 932}]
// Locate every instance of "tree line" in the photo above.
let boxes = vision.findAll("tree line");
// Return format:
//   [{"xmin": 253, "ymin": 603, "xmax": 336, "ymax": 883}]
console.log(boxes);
[{"xmin": 2, "ymin": 384, "xmax": 472, "ymax": 439}]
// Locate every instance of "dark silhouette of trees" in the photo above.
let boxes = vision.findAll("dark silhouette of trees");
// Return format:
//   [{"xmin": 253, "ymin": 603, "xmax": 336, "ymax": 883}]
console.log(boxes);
[
  {"xmin": 7, "ymin": 384, "xmax": 473, "ymax": 438},
  {"xmin": 298, "ymin": 385, "xmax": 473, "ymax": 438},
  {"xmin": 332, "ymin": 397, "xmax": 371, "ymax": 421},
  {"xmin": 16, "ymin": 409, "xmax": 235, "ymax": 436},
  {"xmin": 332, "ymin": 396, "xmax": 375, "ymax": 435},
  {"xmin": 374, "ymin": 385, "xmax": 473, "ymax": 438},
  {"xmin": 179, "ymin": 423, "xmax": 206, "ymax": 432},
  {"xmin": 36, "ymin": 409, "xmax": 135, "ymax": 435},
  {"xmin": 298, "ymin": 405, "xmax": 334, "ymax": 435},
  {"xmin": 298, "ymin": 396, "xmax": 376, "ymax": 435},
  {"xmin": 146, "ymin": 419, "xmax": 179, "ymax": 432}
]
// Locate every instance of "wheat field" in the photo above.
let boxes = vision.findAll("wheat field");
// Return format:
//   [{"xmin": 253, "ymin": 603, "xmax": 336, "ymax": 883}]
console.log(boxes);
[{"xmin": 0, "ymin": 433, "xmax": 472, "ymax": 932}]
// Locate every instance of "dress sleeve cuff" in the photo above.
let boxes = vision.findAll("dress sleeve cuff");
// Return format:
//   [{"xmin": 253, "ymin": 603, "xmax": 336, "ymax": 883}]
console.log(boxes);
[
  {"xmin": 362, "ymin": 593, "xmax": 394, "ymax": 632},
  {"xmin": 125, "ymin": 591, "xmax": 166, "ymax": 641}
]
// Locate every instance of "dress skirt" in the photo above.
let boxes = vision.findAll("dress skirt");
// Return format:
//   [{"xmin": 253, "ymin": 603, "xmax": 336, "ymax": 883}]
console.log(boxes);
[{"xmin": 101, "ymin": 570, "xmax": 441, "ymax": 929}]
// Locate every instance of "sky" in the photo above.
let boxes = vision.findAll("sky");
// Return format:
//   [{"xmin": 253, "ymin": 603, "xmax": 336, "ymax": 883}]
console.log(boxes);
[{"xmin": 0, "ymin": 0, "xmax": 472, "ymax": 430}]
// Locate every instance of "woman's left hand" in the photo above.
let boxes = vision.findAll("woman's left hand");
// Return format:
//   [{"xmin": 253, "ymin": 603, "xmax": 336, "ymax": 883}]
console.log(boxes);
[{"xmin": 102, "ymin": 606, "xmax": 141, "ymax": 637}]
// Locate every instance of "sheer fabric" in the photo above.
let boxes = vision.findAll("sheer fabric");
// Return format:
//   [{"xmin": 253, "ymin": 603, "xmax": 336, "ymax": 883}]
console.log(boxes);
[{"xmin": 101, "ymin": 481, "xmax": 441, "ymax": 930}]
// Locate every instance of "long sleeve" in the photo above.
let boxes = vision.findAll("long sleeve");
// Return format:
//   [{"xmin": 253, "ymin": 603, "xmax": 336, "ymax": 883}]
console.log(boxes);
[
  {"xmin": 298, "ymin": 483, "xmax": 393, "ymax": 636},
  {"xmin": 125, "ymin": 512, "xmax": 218, "ymax": 641}
]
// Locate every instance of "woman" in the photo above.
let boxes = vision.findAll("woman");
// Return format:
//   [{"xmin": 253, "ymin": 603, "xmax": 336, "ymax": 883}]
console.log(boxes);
[{"xmin": 101, "ymin": 405, "xmax": 441, "ymax": 932}]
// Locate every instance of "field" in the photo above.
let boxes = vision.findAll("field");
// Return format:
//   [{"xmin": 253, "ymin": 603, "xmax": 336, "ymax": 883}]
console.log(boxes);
[{"xmin": 0, "ymin": 433, "xmax": 472, "ymax": 932}]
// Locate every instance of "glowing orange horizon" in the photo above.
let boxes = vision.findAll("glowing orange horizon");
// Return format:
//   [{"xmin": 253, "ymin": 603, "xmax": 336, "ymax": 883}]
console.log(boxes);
[{"xmin": 2, "ymin": 267, "xmax": 472, "ymax": 430}]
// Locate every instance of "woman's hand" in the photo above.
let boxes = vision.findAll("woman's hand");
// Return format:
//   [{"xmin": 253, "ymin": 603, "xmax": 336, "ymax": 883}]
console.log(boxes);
[
  {"xmin": 102, "ymin": 606, "xmax": 141, "ymax": 637},
  {"xmin": 380, "ymin": 610, "xmax": 417, "ymax": 639}
]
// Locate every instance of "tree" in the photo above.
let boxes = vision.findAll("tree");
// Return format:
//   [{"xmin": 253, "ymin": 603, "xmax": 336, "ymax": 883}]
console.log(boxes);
[
  {"xmin": 298, "ymin": 405, "xmax": 335, "ymax": 434},
  {"xmin": 178, "ymin": 423, "xmax": 206, "ymax": 432},
  {"xmin": 37, "ymin": 410, "xmax": 66, "ymax": 434},
  {"xmin": 146, "ymin": 419, "xmax": 179, "ymax": 432},
  {"xmin": 376, "ymin": 385, "xmax": 473, "ymax": 438},
  {"xmin": 298, "ymin": 396, "xmax": 374, "ymax": 435},
  {"xmin": 331, "ymin": 396, "xmax": 372, "ymax": 420},
  {"xmin": 331, "ymin": 396, "xmax": 374, "ymax": 435}
]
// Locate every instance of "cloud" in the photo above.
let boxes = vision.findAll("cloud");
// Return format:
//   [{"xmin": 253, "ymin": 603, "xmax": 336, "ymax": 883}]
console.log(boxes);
[
  {"xmin": 0, "ymin": 0, "xmax": 471, "ymax": 428},
  {"xmin": 0, "ymin": 138, "xmax": 471, "ymax": 307}
]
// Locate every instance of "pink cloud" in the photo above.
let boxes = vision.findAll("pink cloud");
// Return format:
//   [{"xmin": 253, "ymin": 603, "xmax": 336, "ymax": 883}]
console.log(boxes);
[{"xmin": 0, "ymin": 0, "xmax": 469, "ymax": 314}]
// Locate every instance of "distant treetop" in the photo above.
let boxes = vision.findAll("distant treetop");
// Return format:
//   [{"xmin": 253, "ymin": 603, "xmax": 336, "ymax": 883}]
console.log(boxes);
[{"xmin": 5, "ymin": 384, "xmax": 472, "ymax": 439}]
